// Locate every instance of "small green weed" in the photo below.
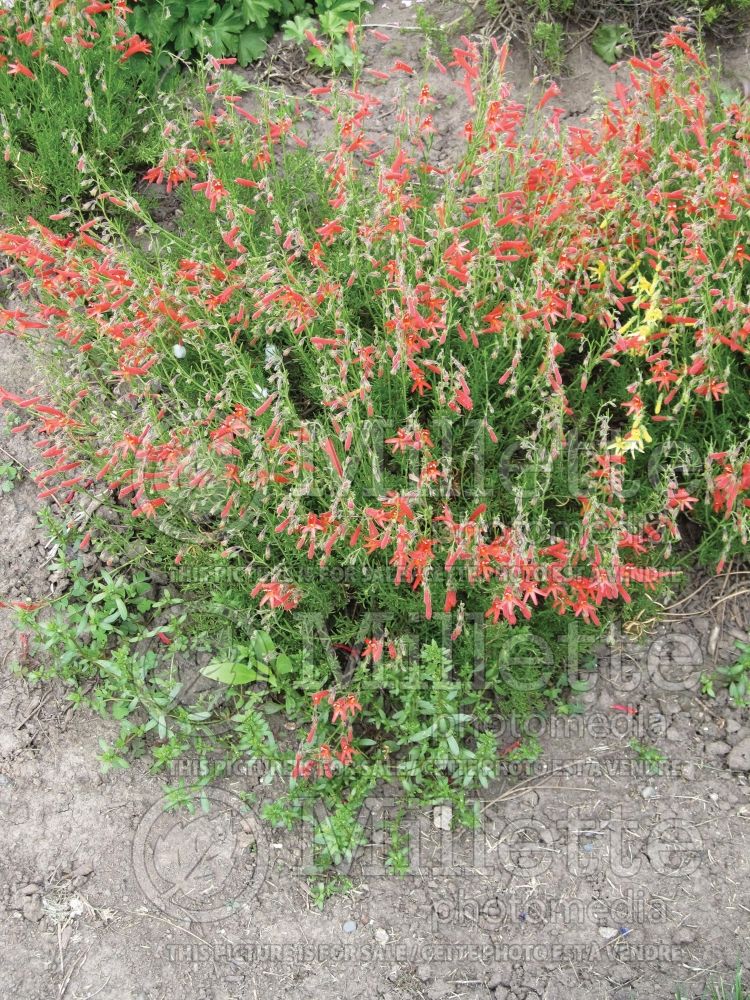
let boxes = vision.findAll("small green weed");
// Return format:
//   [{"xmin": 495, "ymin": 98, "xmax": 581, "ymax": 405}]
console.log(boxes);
[
  {"xmin": 700, "ymin": 643, "xmax": 750, "ymax": 708},
  {"xmin": 308, "ymin": 875, "xmax": 354, "ymax": 909},
  {"xmin": 0, "ymin": 462, "xmax": 19, "ymax": 493},
  {"xmin": 629, "ymin": 739, "xmax": 667, "ymax": 774},
  {"xmin": 676, "ymin": 968, "xmax": 749, "ymax": 1000}
]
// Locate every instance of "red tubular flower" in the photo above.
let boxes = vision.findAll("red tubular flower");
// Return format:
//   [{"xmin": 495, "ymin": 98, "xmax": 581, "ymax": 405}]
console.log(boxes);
[
  {"xmin": 486, "ymin": 588, "xmax": 532, "ymax": 626},
  {"xmin": 331, "ymin": 693, "xmax": 362, "ymax": 725},
  {"xmin": 8, "ymin": 61, "xmax": 35, "ymax": 79},
  {"xmin": 118, "ymin": 34, "xmax": 151, "ymax": 61}
]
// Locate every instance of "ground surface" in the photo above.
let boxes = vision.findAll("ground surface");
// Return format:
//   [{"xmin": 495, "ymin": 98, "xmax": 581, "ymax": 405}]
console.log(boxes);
[{"xmin": 1, "ymin": 8, "xmax": 750, "ymax": 999}]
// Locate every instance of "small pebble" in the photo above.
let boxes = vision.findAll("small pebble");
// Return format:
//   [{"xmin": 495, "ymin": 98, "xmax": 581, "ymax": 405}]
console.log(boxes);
[
  {"xmin": 728, "ymin": 736, "xmax": 750, "ymax": 772},
  {"xmin": 22, "ymin": 898, "xmax": 44, "ymax": 922},
  {"xmin": 70, "ymin": 862, "xmax": 94, "ymax": 879},
  {"xmin": 375, "ymin": 928, "xmax": 389, "ymax": 946},
  {"xmin": 648, "ymin": 711, "xmax": 667, "ymax": 735},
  {"xmin": 433, "ymin": 805, "xmax": 452, "ymax": 831},
  {"xmin": 487, "ymin": 980, "xmax": 511, "ymax": 993},
  {"xmin": 488, "ymin": 972, "xmax": 510, "ymax": 990},
  {"xmin": 659, "ymin": 698, "xmax": 681, "ymax": 717},
  {"xmin": 672, "ymin": 925, "xmax": 695, "ymax": 945},
  {"xmin": 342, "ymin": 920, "xmax": 357, "ymax": 934}
]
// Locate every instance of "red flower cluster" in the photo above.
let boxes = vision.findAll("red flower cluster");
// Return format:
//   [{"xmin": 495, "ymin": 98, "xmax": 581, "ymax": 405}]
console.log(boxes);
[
  {"xmin": 1, "ymin": 28, "xmax": 748, "ymax": 707},
  {"xmin": 293, "ymin": 690, "xmax": 362, "ymax": 779}
]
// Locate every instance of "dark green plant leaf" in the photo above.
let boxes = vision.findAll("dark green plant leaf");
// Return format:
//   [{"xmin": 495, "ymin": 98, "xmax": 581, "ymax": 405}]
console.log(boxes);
[
  {"xmin": 592, "ymin": 24, "xmax": 629, "ymax": 64},
  {"xmin": 238, "ymin": 26, "xmax": 269, "ymax": 63},
  {"xmin": 201, "ymin": 657, "xmax": 258, "ymax": 685},
  {"xmin": 187, "ymin": 0, "xmax": 217, "ymax": 22},
  {"xmin": 174, "ymin": 16, "xmax": 198, "ymax": 52},
  {"xmin": 274, "ymin": 653, "xmax": 294, "ymax": 676},
  {"xmin": 203, "ymin": 5, "xmax": 246, "ymax": 54},
  {"xmin": 242, "ymin": 0, "xmax": 274, "ymax": 28}
]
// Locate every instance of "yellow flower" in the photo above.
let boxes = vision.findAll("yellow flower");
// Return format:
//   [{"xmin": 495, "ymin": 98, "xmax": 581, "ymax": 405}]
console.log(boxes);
[
  {"xmin": 619, "ymin": 266, "xmax": 664, "ymax": 354},
  {"xmin": 609, "ymin": 434, "xmax": 630, "ymax": 457},
  {"xmin": 618, "ymin": 261, "xmax": 638, "ymax": 284},
  {"xmin": 608, "ymin": 416, "xmax": 652, "ymax": 456},
  {"xmin": 635, "ymin": 264, "xmax": 661, "ymax": 297},
  {"xmin": 643, "ymin": 304, "xmax": 663, "ymax": 326},
  {"xmin": 629, "ymin": 417, "xmax": 652, "ymax": 450},
  {"xmin": 629, "ymin": 305, "xmax": 663, "ymax": 350}
]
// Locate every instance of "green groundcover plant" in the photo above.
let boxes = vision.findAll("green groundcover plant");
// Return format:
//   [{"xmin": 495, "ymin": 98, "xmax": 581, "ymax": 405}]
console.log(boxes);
[
  {"xmin": 1, "ymin": 28, "xmax": 749, "ymax": 829},
  {"xmin": 130, "ymin": 0, "xmax": 364, "ymax": 68},
  {"xmin": 0, "ymin": 0, "xmax": 165, "ymax": 224}
]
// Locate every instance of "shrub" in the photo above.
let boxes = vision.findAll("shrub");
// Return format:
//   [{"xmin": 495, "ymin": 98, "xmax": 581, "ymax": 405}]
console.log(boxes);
[
  {"xmin": 2, "ymin": 31, "xmax": 749, "ymax": 825},
  {"xmin": 0, "ymin": 0, "xmax": 164, "ymax": 224}
]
